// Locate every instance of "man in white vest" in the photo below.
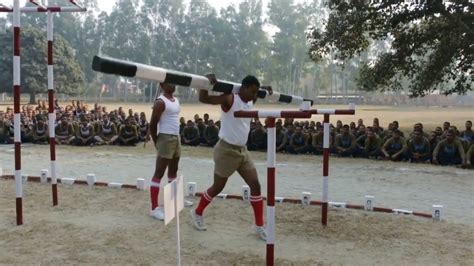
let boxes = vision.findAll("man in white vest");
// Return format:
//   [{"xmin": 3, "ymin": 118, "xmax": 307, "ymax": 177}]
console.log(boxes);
[
  {"xmin": 149, "ymin": 82, "xmax": 192, "ymax": 220},
  {"xmin": 191, "ymin": 74, "xmax": 271, "ymax": 241}
]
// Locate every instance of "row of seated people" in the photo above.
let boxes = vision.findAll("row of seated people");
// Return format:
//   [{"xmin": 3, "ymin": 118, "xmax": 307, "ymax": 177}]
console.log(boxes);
[
  {"xmin": 0, "ymin": 112, "xmax": 149, "ymax": 146},
  {"xmin": 179, "ymin": 115, "xmax": 473, "ymax": 168}
]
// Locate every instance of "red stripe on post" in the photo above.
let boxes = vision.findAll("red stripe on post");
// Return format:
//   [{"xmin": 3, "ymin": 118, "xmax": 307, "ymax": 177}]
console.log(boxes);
[
  {"xmin": 50, "ymin": 140, "xmax": 56, "ymax": 160},
  {"xmin": 280, "ymin": 111, "xmax": 312, "ymax": 118},
  {"xmin": 267, "ymin": 167, "xmax": 275, "ymax": 206},
  {"xmin": 16, "ymin": 198, "xmax": 23, "ymax": 225},
  {"xmin": 323, "ymin": 149, "xmax": 329, "ymax": 176},
  {"xmin": 13, "ymin": 86, "xmax": 20, "ymax": 113},
  {"xmin": 322, "ymin": 202, "xmax": 328, "ymax": 226},
  {"xmin": 48, "ymin": 41, "xmax": 53, "ymax": 65},
  {"xmin": 48, "ymin": 90, "xmax": 54, "ymax": 112},
  {"xmin": 334, "ymin": 110, "xmax": 355, "ymax": 115},
  {"xmin": 49, "ymin": 7, "xmax": 61, "ymax": 12},
  {"xmin": 266, "ymin": 244, "xmax": 274, "ymax": 266},
  {"xmin": 234, "ymin": 110, "xmax": 258, "ymax": 118},
  {"xmin": 52, "ymin": 184, "xmax": 58, "ymax": 206},
  {"xmin": 13, "ymin": 27, "xmax": 20, "ymax": 55},
  {"xmin": 14, "ymin": 142, "xmax": 21, "ymax": 170}
]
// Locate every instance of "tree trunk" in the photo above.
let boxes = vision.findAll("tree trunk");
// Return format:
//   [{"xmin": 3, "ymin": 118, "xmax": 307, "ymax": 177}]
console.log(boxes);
[{"xmin": 29, "ymin": 89, "xmax": 36, "ymax": 104}]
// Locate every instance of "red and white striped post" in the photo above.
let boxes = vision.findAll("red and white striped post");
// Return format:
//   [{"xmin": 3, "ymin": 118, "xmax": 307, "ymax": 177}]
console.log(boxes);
[
  {"xmin": 47, "ymin": 8, "xmax": 58, "ymax": 206},
  {"xmin": 234, "ymin": 109, "xmax": 312, "ymax": 266},
  {"xmin": 1, "ymin": 0, "xmax": 86, "ymax": 223},
  {"xmin": 309, "ymin": 106, "xmax": 356, "ymax": 226},
  {"xmin": 13, "ymin": 0, "xmax": 22, "ymax": 226},
  {"xmin": 266, "ymin": 117, "xmax": 276, "ymax": 266}
]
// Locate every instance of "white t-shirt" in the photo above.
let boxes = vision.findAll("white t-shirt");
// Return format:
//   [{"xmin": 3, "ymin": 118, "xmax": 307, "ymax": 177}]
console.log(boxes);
[
  {"xmin": 218, "ymin": 94, "xmax": 252, "ymax": 146},
  {"xmin": 157, "ymin": 94, "xmax": 180, "ymax": 136}
]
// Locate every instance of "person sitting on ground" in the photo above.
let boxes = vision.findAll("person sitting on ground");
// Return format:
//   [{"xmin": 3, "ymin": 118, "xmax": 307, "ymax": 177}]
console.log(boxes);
[
  {"xmin": 203, "ymin": 119, "xmax": 219, "ymax": 147},
  {"xmin": 460, "ymin": 120, "xmax": 472, "ymax": 145},
  {"xmin": 355, "ymin": 125, "xmax": 367, "ymax": 156},
  {"xmin": 432, "ymin": 129, "xmax": 466, "ymax": 166},
  {"xmin": 275, "ymin": 123, "xmax": 287, "ymax": 153},
  {"xmin": 349, "ymin": 122, "xmax": 357, "ymax": 136},
  {"xmin": 248, "ymin": 121, "xmax": 267, "ymax": 151},
  {"xmin": 334, "ymin": 120, "xmax": 343, "ymax": 134},
  {"xmin": 55, "ymin": 115, "xmax": 75, "ymax": 145},
  {"xmin": 203, "ymin": 113, "xmax": 210, "ymax": 125},
  {"xmin": 74, "ymin": 116, "xmax": 97, "ymax": 146},
  {"xmin": 382, "ymin": 129, "xmax": 407, "ymax": 161},
  {"xmin": 179, "ymin": 117, "xmax": 186, "ymax": 138},
  {"xmin": 406, "ymin": 129, "xmax": 431, "ymax": 163},
  {"xmin": 196, "ymin": 118, "xmax": 207, "ymax": 144},
  {"xmin": 31, "ymin": 116, "xmax": 49, "ymax": 144},
  {"xmin": 356, "ymin": 118, "xmax": 365, "ymax": 131},
  {"xmin": 363, "ymin": 127, "xmax": 382, "ymax": 158},
  {"xmin": 95, "ymin": 113, "xmax": 118, "ymax": 145},
  {"xmin": 138, "ymin": 112, "xmax": 149, "ymax": 142},
  {"xmin": 434, "ymin": 126, "xmax": 444, "ymax": 139},
  {"xmin": 116, "ymin": 117, "xmax": 139, "ymax": 146},
  {"xmin": 442, "ymin": 121, "xmax": 450, "ymax": 137},
  {"xmin": 466, "ymin": 144, "xmax": 473, "ymax": 169},
  {"xmin": 284, "ymin": 124, "xmax": 295, "ymax": 150},
  {"xmin": 333, "ymin": 124, "xmax": 356, "ymax": 157},
  {"xmin": 20, "ymin": 116, "xmax": 33, "ymax": 143},
  {"xmin": 372, "ymin": 118, "xmax": 384, "ymax": 137},
  {"xmin": 182, "ymin": 120, "xmax": 200, "ymax": 146},
  {"xmin": 0, "ymin": 114, "xmax": 13, "ymax": 144},
  {"xmin": 287, "ymin": 126, "xmax": 309, "ymax": 154},
  {"xmin": 310, "ymin": 125, "xmax": 327, "ymax": 155},
  {"xmin": 193, "ymin": 114, "xmax": 200, "ymax": 124}
]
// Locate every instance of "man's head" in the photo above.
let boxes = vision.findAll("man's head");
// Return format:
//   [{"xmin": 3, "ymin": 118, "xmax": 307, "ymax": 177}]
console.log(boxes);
[
  {"xmin": 336, "ymin": 120, "xmax": 342, "ymax": 128},
  {"xmin": 359, "ymin": 125, "xmax": 366, "ymax": 134},
  {"xmin": 180, "ymin": 117, "xmax": 185, "ymax": 124},
  {"xmin": 208, "ymin": 119, "xmax": 215, "ymax": 127},
  {"xmin": 466, "ymin": 120, "xmax": 472, "ymax": 130},
  {"xmin": 203, "ymin": 113, "xmax": 209, "ymax": 121},
  {"xmin": 160, "ymin": 83, "xmax": 176, "ymax": 94},
  {"xmin": 357, "ymin": 119, "xmax": 363, "ymax": 126},
  {"xmin": 413, "ymin": 129, "xmax": 422, "ymax": 141},
  {"xmin": 435, "ymin": 127, "xmax": 443, "ymax": 136},
  {"xmin": 393, "ymin": 129, "xmax": 402, "ymax": 139},
  {"xmin": 392, "ymin": 121, "xmax": 399, "ymax": 129},
  {"xmin": 341, "ymin": 124, "xmax": 350, "ymax": 135},
  {"xmin": 446, "ymin": 129, "xmax": 455, "ymax": 142},
  {"xmin": 443, "ymin": 121, "xmax": 450, "ymax": 130},
  {"xmin": 186, "ymin": 120, "xmax": 193, "ymax": 127},
  {"xmin": 239, "ymin": 75, "xmax": 260, "ymax": 102},
  {"xmin": 367, "ymin": 128, "xmax": 374, "ymax": 138}
]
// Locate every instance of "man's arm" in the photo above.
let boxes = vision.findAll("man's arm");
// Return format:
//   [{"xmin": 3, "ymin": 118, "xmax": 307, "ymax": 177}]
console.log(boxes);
[{"xmin": 149, "ymin": 100, "xmax": 165, "ymax": 144}]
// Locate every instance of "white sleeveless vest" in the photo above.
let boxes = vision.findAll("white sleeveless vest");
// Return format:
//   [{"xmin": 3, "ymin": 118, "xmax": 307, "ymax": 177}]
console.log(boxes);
[
  {"xmin": 218, "ymin": 94, "xmax": 252, "ymax": 146},
  {"xmin": 157, "ymin": 94, "xmax": 180, "ymax": 136}
]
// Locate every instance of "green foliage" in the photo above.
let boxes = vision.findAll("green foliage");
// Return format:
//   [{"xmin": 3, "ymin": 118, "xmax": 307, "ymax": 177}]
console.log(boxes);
[
  {"xmin": 0, "ymin": 26, "xmax": 84, "ymax": 102},
  {"xmin": 308, "ymin": 0, "xmax": 473, "ymax": 97}
]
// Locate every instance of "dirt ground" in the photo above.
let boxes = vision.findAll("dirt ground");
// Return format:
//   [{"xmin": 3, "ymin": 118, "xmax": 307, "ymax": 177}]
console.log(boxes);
[{"xmin": 1, "ymin": 180, "xmax": 473, "ymax": 265}]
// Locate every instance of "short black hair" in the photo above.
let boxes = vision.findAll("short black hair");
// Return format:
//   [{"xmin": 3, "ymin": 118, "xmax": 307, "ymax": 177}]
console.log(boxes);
[{"xmin": 241, "ymin": 75, "xmax": 260, "ymax": 88}]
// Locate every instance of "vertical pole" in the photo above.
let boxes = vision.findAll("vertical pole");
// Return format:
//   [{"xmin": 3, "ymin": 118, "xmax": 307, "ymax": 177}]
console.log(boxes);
[
  {"xmin": 47, "ymin": 10, "xmax": 58, "ymax": 206},
  {"xmin": 266, "ymin": 118, "xmax": 276, "ymax": 266},
  {"xmin": 174, "ymin": 180, "xmax": 181, "ymax": 266},
  {"xmin": 322, "ymin": 114, "xmax": 330, "ymax": 226},
  {"xmin": 13, "ymin": 0, "xmax": 22, "ymax": 226}
]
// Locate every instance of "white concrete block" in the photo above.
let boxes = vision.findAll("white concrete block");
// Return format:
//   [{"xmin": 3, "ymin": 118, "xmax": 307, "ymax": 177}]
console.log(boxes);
[
  {"xmin": 40, "ymin": 169, "xmax": 48, "ymax": 183},
  {"xmin": 86, "ymin": 174, "xmax": 96, "ymax": 186},
  {"xmin": 364, "ymin": 195, "xmax": 374, "ymax": 211},
  {"xmin": 432, "ymin": 205, "xmax": 443, "ymax": 221},
  {"xmin": 108, "ymin": 182, "xmax": 123, "ymax": 188},
  {"xmin": 61, "ymin": 177, "xmax": 75, "ymax": 185},
  {"xmin": 136, "ymin": 178, "xmax": 146, "ymax": 190},
  {"xmin": 329, "ymin": 202, "xmax": 347, "ymax": 208},
  {"xmin": 242, "ymin": 185, "xmax": 250, "ymax": 201},
  {"xmin": 187, "ymin": 182, "xmax": 196, "ymax": 196},
  {"xmin": 301, "ymin": 192, "xmax": 311, "ymax": 205}
]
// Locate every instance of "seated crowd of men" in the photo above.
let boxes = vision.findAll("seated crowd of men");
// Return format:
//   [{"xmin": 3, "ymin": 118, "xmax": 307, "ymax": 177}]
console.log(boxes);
[
  {"xmin": 0, "ymin": 100, "xmax": 149, "ymax": 147},
  {"xmin": 0, "ymin": 101, "xmax": 473, "ymax": 168},
  {"xmin": 180, "ymin": 114, "xmax": 473, "ymax": 168}
]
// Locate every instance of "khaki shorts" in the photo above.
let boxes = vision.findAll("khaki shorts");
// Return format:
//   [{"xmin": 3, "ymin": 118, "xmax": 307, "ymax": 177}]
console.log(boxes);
[
  {"xmin": 214, "ymin": 139, "xmax": 255, "ymax": 178},
  {"xmin": 155, "ymin": 133, "xmax": 181, "ymax": 159}
]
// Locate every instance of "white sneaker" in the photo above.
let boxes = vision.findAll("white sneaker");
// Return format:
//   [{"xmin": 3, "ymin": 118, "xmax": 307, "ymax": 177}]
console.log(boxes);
[
  {"xmin": 256, "ymin": 226, "xmax": 267, "ymax": 241},
  {"xmin": 185, "ymin": 200, "xmax": 194, "ymax": 207},
  {"xmin": 190, "ymin": 209, "xmax": 207, "ymax": 231},
  {"xmin": 150, "ymin": 207, "xmax": 164, "ymax": 221}
]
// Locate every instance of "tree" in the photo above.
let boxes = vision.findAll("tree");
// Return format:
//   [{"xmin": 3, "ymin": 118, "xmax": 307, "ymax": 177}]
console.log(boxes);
[
  {"xmin": 0, "ymin": 26, "xmax": 84, "ymax": 103},
  {"xmin": 307, "ymin": 0, "xmax": 473, "ymax": 97}
]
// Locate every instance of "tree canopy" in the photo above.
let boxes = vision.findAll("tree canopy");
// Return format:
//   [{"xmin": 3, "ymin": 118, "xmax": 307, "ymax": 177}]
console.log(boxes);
[
  {"xmin": 307, "ymin": 0, "xmax": 473, "ymax": 97},
  {"xmin": 0, "ymin": 26, "xmax": 84, "ymax": 103}
]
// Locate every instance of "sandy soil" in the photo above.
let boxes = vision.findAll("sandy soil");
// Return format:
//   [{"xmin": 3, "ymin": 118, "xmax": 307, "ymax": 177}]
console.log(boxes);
[{"xmin": 1, "ymin": 180, "xmax": 473, "ymax": 265}]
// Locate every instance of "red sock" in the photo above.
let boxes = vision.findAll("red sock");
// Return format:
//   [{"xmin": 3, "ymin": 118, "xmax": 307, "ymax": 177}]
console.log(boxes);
[
  {"xmin": 150, "ymin": 178, "xmax": 161, "ymax": 210},
  {"xmin": 195, "ymin": 188, "xmax": 215, "ymax": 216},
  {"xmin": 250, "ymin": 194, "xmax": 264, "ymax": 226}
]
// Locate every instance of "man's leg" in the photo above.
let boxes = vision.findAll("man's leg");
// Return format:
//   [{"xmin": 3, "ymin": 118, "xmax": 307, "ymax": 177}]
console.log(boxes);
[
  {"xmin": 195, "ymin": 174, "xmax": 228, "ymax": 216},
  {"xmin": 150, "ymin": 156, "xmax": 170, "ymax": 211},
  {"xmin": 238, "ymin": 167, "xmax": 264, "ymax": 228}
]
